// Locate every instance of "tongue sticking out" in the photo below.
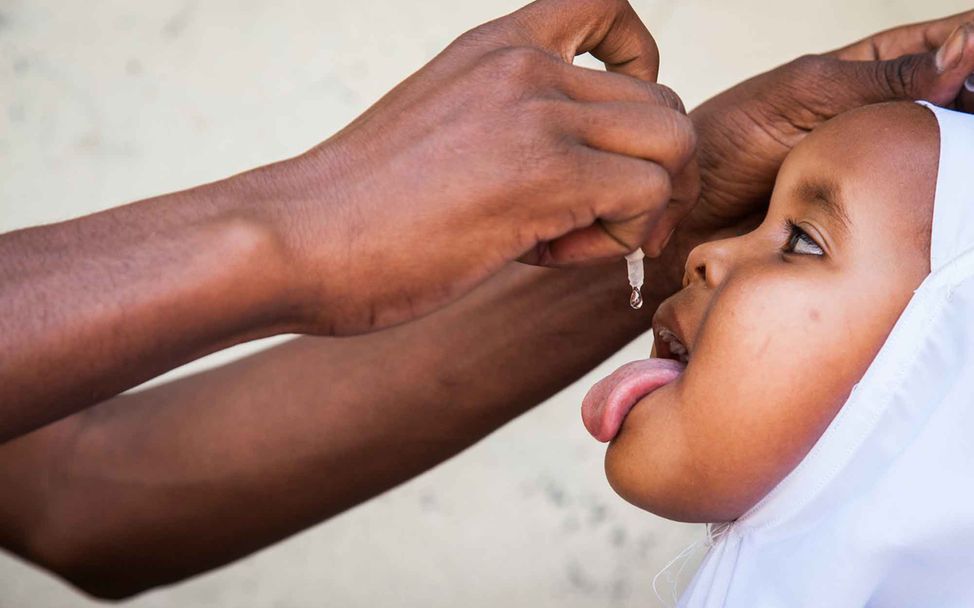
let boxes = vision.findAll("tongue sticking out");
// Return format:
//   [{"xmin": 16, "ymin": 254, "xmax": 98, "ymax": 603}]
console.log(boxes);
[{"xmin": 581, "ymin": 358, "xmax": 685, "ymax": 443}]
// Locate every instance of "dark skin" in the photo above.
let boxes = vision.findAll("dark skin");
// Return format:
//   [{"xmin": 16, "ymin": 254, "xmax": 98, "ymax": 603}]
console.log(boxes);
[
  {"xmin": 608, "ymin": 102, "xmax": 939, "ymax": 523},
  {"xmin": 0, "ymin": 0, "xmax": 698, "ymax": 442},
  {"xmin": 3, "ymin": 4, "xmax": 974, "ymax": 601},
  {"xmin": 688, "ymin": 11, "xmax": 974, "ymax": 241}
]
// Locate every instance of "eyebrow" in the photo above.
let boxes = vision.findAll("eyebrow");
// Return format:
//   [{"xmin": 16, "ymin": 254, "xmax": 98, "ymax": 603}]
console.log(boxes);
[{"xmin": 793, "ymin": 177, "xmax": 851, "ymax": 236}]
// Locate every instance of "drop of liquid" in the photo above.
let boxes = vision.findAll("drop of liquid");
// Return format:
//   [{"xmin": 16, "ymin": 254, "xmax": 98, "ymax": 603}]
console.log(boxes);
[{"xmin": 629, "ymin": 287, "xmax": 643, "ymax": 310}]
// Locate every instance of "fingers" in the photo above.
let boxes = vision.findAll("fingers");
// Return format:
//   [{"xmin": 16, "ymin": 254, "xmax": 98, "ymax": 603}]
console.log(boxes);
[
  {"xmin": 920, "ymin": 10, "xmax": 974, "ymax": 51},
  {"xmin": 541, "ymin": 153, "xmax": 672, "ymax": 265},
  {"xmin": 806, "ymin": 21, "xmax": 974, "ymax": 111},
  {"xmin": 558, "ymin": 62, "xmax": 685, "ymax": 110},
  {"xmin": 872, "ymin": 22, "xmax": 974, "ymax": 106},
  {"xmin": 568, "ymin": 100, "xmax": 695, "ymax": 176},
  {"xmin": 642, "ymin": 154, "xmax": 699, "ymax": 256},
  {"xmin": 926, "ymin": 22, "xmax": 974, "ymax": 108},
  {"xmin": 544, "ymin": 96, "xmax": 695, "ymax": 262},
  {"xmin": 508, "ymin": 0, "xmax": 660, "ymax": 81},
  {"xmin": 540, "ymin": 223, "xmax": 642, "ymax": 266},
  {"xmin": 567, "ymin": 100, "xmax": 697, "ymax": 257},
  {"xmin": 825, "ymin": 11, "xmax": 974, "ymax": 113},
  {"xmin": 481, "ymin": 47, "xmax": 683, "ymax": 108},
  {"xmin": 830, "ymin": 10, "xmax": 974, "ymax": 60},
  {"xmin": 459, "ymin": 0, "xmax": 694, "ymax": 266},
  {"xmin": 539, "ymin": 141, "xmax": 698, "ymax": 265}
]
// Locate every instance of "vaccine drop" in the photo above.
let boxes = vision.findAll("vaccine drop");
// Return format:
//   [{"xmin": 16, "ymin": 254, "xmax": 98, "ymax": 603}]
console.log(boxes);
[
  {"xmin": 625, "ymin": 249, "xmax": 645, "ymax": 310},
  {"xmin": 629, "ymin": 286, "xmax": 643, "ymax": 309}
]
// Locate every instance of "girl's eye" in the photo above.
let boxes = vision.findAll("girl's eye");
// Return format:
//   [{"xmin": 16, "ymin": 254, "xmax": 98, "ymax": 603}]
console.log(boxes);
[{"xmin": 783, "ymin": 221, "xmax": 824, "ymax": 256}]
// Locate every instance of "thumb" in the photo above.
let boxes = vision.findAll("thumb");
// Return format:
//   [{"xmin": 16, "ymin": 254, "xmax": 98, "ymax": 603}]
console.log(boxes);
[
  {"xmin": 855, "ymin": 22, "xmax": 974, "ymax": 107},
  {"xmin": 937, "ymin": 23, "xmax": 974, "ymax": 113}
]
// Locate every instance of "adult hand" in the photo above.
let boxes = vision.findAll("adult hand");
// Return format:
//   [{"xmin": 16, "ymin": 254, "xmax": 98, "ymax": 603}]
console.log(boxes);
[
  {"xmin": 685, "ymin": 11, "xmax": 974, "ymax": 237},
  {"xmin": 270, "ymin": 0, "xmax": 697, "ymax": 335},
  {"xmin": 0, "ymin": 0, "xmax": 697, "ymax": 440}
]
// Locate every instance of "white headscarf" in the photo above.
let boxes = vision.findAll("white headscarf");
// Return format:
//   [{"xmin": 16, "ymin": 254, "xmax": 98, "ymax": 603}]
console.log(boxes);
[{"xmin": 678, "ymin": 102, "xmax": 974, "ymax": 607}]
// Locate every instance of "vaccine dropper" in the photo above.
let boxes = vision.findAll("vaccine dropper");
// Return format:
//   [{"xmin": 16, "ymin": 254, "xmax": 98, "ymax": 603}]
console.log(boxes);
[{"xmin": 625, "ymin": 248, "xmax": 645, "ymax": 309}]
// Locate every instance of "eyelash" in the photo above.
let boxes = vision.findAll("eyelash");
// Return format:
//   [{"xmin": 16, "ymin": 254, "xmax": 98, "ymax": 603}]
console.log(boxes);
[{"xmin": 782, "ymin": 220, "xmax": 825, "ymax": 256}]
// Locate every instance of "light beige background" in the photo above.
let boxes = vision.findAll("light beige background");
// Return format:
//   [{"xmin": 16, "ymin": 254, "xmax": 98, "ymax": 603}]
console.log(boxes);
[{"xmin": 0, "ymin": 0, "xmax": 967, "ymax": 606}]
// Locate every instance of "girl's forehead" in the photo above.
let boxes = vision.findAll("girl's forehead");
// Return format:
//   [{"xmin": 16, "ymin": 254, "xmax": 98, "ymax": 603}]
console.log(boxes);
[{"xmin": 777, "ymin": 102, "xmax": 938, "ymax": 231}]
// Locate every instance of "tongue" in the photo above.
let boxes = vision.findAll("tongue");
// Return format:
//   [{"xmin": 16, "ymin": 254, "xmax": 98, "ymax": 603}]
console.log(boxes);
[{"xmin": 581, "ymin": 358, "xmax": 685, "ymax": 443}]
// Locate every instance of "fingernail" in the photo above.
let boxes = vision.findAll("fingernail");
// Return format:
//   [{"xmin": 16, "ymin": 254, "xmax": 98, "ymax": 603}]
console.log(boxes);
[
  {"xmin": 966, "ymin": 73, "xmax": 974, "ymax": 93},
  {"xmin": 936, "ymin": 26, "xmax": 967, "ymax": 73}
]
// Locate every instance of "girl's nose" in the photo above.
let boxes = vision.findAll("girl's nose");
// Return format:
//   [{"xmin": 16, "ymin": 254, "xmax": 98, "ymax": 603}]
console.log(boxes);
[{"xmin": 683, "ymin": 237, "xmax": 736, "ymax": 289}]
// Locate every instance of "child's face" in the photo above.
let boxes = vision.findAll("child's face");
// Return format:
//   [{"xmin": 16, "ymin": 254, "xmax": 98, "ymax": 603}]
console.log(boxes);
[{"xmin": 604, "ymin": 102, "xmax": 939, "ymax": 522}]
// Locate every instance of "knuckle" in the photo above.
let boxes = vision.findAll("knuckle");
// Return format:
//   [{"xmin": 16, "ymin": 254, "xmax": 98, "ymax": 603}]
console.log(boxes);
[
  {"xmin": 454, "ymin": 24, "xmax": 491, "ymax": 47},
  {"xmin": 784, "ymin": 54, "xmax": 832, "ymax": 85},
  {"xmin": 878, "ymin": 54, "xmax": 921, "ymax": 99},
  {"xmin": 776, "ymin": 54, "xmax": 843, "ymax": 117},
  {"xmin": 452, "ymin": 22, "xmax": 516, "ymax": 55},
  {"xmin": 482, "ymin": 46, "xmax": 548, "ymax": 83}
]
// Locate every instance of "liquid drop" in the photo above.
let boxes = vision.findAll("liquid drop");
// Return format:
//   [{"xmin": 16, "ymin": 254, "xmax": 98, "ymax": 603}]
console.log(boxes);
[
  {"xmin": 629, "ymin": 287, "xmax": 643, "ymax": 310},
  {"xmin": 625, "ymin": 249, "xmax": 646, "ymax": 311}
]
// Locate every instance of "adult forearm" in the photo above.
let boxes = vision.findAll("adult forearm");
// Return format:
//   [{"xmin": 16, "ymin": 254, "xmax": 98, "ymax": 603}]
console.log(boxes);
[
  {"xmin": 0, "ymin": 0, "xmax": 704, "ymax": 445},
  {"xmin": 0, "ymin": 241, "xmax": 693, "ymax": 599},
  {"xmin": 0, "ymin": 168, "xmax": 302, "ymax": 441}
]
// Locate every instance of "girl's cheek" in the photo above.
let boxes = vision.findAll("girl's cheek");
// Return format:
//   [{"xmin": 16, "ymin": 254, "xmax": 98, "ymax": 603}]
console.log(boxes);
[
  {"xmin": 607, "ymin": 266, "xmax": 884, "ymax": 520},
  {"xmin": 683, "ymin": 273, "xmax": 853, "ymax": 448}
]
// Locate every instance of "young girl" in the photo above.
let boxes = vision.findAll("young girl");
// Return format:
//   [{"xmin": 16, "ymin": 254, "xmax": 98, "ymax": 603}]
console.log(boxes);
[{"xmin": 582, "ymin": 100, "xmax": 974, "ymax": 606}]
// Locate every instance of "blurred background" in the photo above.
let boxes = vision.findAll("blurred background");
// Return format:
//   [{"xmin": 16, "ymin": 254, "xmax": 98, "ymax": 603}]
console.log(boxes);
[{"xmin": 0, "ymin": 0, "xmax": 968, "ymax": 606}]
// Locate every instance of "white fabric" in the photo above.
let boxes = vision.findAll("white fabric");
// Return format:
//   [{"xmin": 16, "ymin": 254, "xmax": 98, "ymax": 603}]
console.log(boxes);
[{"xmin": 678, "ymin": 102, "xmax": 974, "ymax": 608}]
